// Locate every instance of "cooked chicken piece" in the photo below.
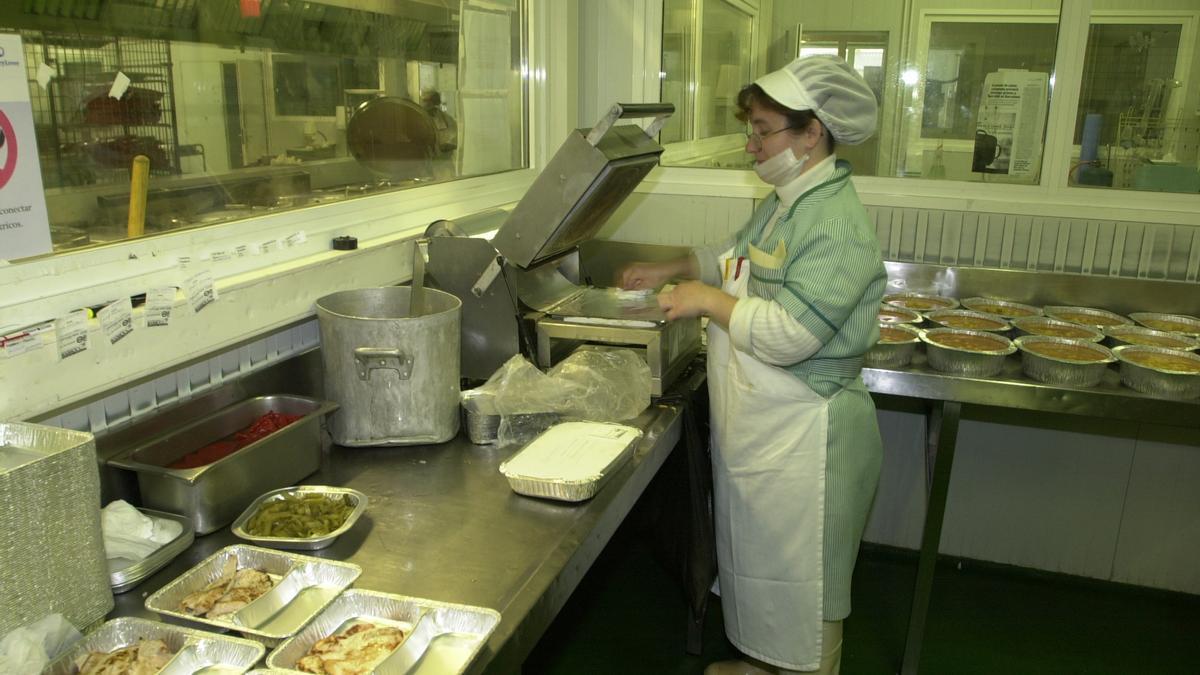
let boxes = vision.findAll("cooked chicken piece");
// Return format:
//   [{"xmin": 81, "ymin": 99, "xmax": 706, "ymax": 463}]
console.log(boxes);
[
  {"xmin": 207, "ymin": 567, "xmax": 274, "ymax": 618},
  {"xmin": 295, "ymin": 620, "xmax": 406, "ymax": 675},
  {"xmin": 180, "ymin": 556, "xmax": 237, "ymax": 616},
  {"xmin": 77, "ymin": 639, "xmax": 173, "ymax": 675}
]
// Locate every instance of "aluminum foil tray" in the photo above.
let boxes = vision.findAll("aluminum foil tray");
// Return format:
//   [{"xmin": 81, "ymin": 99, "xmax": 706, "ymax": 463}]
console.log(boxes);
[
  {"xmin": 266, "ymin": 589, "xmax": 501, "ymax": 675},
  {"xmin": 232, "ymin": 486, "xmax": 367, "ymax": 551},
  {"xmin": 1014, "ymin": 336, "xmax": 1115, "ymax": 388},
  {"xmin": 883, "ymin": 292, "xmax": 958, "ymax": 312},
  {"xmin": 1104, "ymin": 325, "xmax": 1200, "ymax": 351},
  {"xmin": 0, "ymin": 422, "xmax": 112, "ymax": 637},
  {"xmin": 1012, "ymin": 316, "xmax": 1104, "ymax": 342},
  {"xmin": 1128, "ymin": 312, "xmax": 1200, "ymax": 338},
  {"xmin": 865, "ymin": 323, "xmax": 920, "ymax": 369},
  {"xmin": 920, "ymin": 328, "xmax": 1015, "ymax": 378},
  {"xmin": 1043, "ymin": 305, "xmax": 1132, "ymax": 330},
  {"xmin": 1114, "ymin": 345, "xmax": 1200, "ymax": 400},
  {"xmin": 109, "ymin": 508, "xmax": 195, "ymax": 593},
  {"xmin": 878, "ymin": 304, "xmax": 922, "ymax": 325},
  {"xmin": 960, "ymin": 297, "xmax": 1042, "ymax": 319},
  {"xmin": 146, "ymin": 544, "xmax": 361, "ymax": 641},
  {"xmin": 923, "ymin": 309, "xmax": 1011, "ymax": 333},
  {"xmin": 500, "ymin": 422, "xmax": 642, "ymax": 502},
  {"xmin": 44, "ymin": 616, "xmax": 265, "ymax": 675}
]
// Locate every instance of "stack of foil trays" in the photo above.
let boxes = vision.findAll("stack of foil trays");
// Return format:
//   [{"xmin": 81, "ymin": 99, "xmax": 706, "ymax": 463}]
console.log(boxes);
[{"xmin": 0, "ymin": 422, "xmax": 113, "ymax": 635}]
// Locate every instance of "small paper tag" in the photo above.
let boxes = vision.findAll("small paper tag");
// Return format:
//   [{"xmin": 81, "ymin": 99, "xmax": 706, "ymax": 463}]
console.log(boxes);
[
  {"xmin": 98, "ymin": 297, "xmax": 135, "ymax": 344},
  {"xmin": 235, "ymin": 244, "xmax": 250, "ymax": 258},
  {"xmin": 36, "ymin": 62, "xmax": 55, "ymax": 89},
  {"xmin": 145, "ymin": 287, "xmax": 175, "ymax": 327},
  {"xmin": 56, "ymin": 310, "xmax": 91, "ymax": 360},
  {"xmin": 1, "ymin": 328, "xmax": 45, "ymax": 357},
  {"xmin": 184, "ymin": 270, "xmax": 218, "ymax": 313},
  {"xmin": 259, "ymin": 239, "xmax": 279, "ymax": 254},
  {"xmin": 108, "ymin": 71, "xmax": 131, "ymax": 99},
  {"xmin": 211, "ymin": 249, "xmax": 233, "ymax": 262},
  {"xmin": 177, "ymin": 255, "xmax": 193, "ymax": 268},
  {"xmin": 285, "ymin": 231, "xmax": 307, "ymax": 247}
]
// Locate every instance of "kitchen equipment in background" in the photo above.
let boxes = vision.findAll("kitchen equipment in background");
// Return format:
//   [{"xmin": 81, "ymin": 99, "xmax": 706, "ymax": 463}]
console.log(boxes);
[
  {"xmin": 346, "ymin": 96, "xmax": 438, "ymax": 179},
  {"xmin": 0, "ymin": 422, "xmax": 113, "ymax": 635},
  {"xmin": 316, "ymin": 286, "xmax": 461, "ymax": 446},
  {"xmin": 425, "ymin": 103, "xmax": 701, "ymax": 394},
  {"xmin": 107, "ymin": 395, "xmax": 336, "ymax": 534}
]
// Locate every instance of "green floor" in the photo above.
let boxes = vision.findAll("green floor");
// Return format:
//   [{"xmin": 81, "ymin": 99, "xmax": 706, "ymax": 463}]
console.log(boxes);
[{"xmin": 522, "ymin": 505, "xmax": 1200, "ymax": 674}]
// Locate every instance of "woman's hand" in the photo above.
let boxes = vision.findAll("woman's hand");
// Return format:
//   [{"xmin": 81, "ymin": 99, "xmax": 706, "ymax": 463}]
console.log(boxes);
[
  {"xmin": 657, "ymin": 281, "xmax": 737, "ymax": 327},
  {"xmin": 618, "ymin": 261, "xmax": 679, "ymax": 290}
]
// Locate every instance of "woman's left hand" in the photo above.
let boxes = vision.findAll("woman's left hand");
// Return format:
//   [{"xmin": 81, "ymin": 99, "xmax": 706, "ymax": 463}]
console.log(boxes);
[{"xmin": 658, "ymin": 281, "xmax": 736, "ymax": 326}]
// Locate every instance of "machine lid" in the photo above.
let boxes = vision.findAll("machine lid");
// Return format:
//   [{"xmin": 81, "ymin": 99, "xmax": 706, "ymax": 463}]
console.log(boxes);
[
  {"xmin": 346, "ymin": 96, "xmax": 438, "ymax": 179},
  {"xmin": 490, "ymin": 103, "xmax": 673, "ymax": 269}
]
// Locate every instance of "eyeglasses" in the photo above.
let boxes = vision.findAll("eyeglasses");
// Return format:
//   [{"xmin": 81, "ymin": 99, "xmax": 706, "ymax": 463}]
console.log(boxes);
[{"xmin": 745, "ymin": 125, "xmax": 794, "ymax": 149}]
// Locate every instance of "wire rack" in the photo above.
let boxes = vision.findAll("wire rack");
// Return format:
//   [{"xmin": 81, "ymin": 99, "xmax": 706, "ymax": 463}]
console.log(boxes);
[{"xmin": 22, "ymin": 31, "xmax": 181, "ymax": 188}]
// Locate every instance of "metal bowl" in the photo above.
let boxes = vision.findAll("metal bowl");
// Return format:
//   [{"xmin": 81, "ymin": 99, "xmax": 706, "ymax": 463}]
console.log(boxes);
[
  {"xmin": 1104, "ymin": 325, "xmax": 1200, "ymax": 352},
  {"xmin": 1011, "ymin": 316, "xmax": 1105, "ymax": 343},
  {"xmin": 1043, "ymin": 305, "xmax": 1132, "ymax": 330},
  {"xmin": 1113, "ymin": 345, "xmax": 1200, "ymax": 400},
  {"xmin": 878, "ymin": 304, "xmax": 922, "ymax": 325},
  {"xmin": 923, "ymin": 309, "xmax": 1011, "ymax": 333},
  {"xmin": 920, "ymin": 328, "xmax": 1015, "ymax": 377},
  {"xmin": 865, "ymin": 323, "xmax": 921, "ymax": 368},
  {"xmin": 960, "ymin": 297, "xmax": 1042, "ymax": 319},
  {"xmin": 232, "ymin": 486, "xmax": 368, "ymax": 551},
  {"xmin": 1014, "ymin": 336, "xmax": 1115, "ymax": 388},
  {"xmin": 1128, "ymin": 312, "xmax": 1200, "ymax": 338},
  {"xmin": 883, "ymin": 292, "xmax": 958, "ymax": 312}
]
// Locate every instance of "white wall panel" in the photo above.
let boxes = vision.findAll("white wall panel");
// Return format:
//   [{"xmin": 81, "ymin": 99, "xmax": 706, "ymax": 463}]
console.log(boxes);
[{"xmin": 1111, "ymin": 425, "xmax": 1200, "ymax": 594}]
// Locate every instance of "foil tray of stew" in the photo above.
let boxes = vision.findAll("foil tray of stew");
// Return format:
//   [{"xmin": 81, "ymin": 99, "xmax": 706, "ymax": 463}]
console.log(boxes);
[
  {"xmin": 1014, "ymin": 335, "xmax": 1115, "ymax": 388},
  {"xmin": 1042, "ymin": 305, "xmax": 1132, "ymax": 330},
  {"xmin": 232, "ymin": 486, "xmax": 368, "ymax": 551},
  {"xmin": 266, "ymin": 589, "xmax": 501, "ymax": 675},
  {"xmin": 923, "ymin": 309, "xmax": 1011, "ymax": 333},
  {"xmin": 959, "ymin": 297, "xmax": 1042, "ymax": 319},
  {"xmin": 1104, "ymin": 325, "xmax": 1200, "ymax": 351},
  {"xmin": 877, "ymin": 304, "xmax": 922, "ymax": 325},
  {"xmin": 1128, "ymin": 312, "xmax": 1200, "ymax": 338},
  {"xmin": 865, "ymin": 323, "xmax": 921, "ymax": 368},
  {"xmin": 920, "ymin": 328, "xmax": 1015, "ymax": 377},
  {"xmin": 145, "ymin": 544, "xmax": 361, "ymax": 642},
  {"xmin": 1012, "ymin": 316, "xmax": 1104, "ymax": 342},
  {"xmin": 44, "ymin": 616, "xmax": 264, "ymax": 675},
  {"xmin": 882, "ymin": 292, "xmax": 958, "ymax": 312},
  {"xmin": 1113, "ymin": 345, "xmax": 1200, "ymax": 400}
]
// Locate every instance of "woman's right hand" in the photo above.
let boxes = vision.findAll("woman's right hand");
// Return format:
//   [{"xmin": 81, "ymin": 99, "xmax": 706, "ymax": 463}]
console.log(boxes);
[{"xmin": 618, "ymin": 261, "xmax": 676, "ymax": 290}]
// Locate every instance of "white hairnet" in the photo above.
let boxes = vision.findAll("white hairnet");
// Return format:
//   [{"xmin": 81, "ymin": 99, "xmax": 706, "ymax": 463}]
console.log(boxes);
[{"xmin": 754, "ymin": 55, "xmax": 878, "ymax": 145}]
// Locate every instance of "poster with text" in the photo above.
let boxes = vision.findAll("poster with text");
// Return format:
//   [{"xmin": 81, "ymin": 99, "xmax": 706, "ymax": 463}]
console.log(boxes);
[
  {"xmin": 972, "ymin": 69, "xmax": 1049, "ymax": 180},
  {"xmin": 0, "ymin": 34, "xmax": 52, "ymax": 261}
]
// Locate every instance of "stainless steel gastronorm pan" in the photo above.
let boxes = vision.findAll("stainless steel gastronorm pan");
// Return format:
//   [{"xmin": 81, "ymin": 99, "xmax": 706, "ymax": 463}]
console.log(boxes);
[{"xmin": 108, "ymin": 395, "xmax": 337, "ymax": 534}]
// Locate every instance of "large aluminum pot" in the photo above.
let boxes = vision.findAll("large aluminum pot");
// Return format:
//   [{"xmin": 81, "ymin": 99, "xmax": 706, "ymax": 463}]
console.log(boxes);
[{"xmin": 316, "ymin": 287, "xmax": 461, "ymax": 446}]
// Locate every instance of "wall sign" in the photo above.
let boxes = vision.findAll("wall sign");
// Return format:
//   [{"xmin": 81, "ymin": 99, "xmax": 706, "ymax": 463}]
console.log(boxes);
[{"xmin": 0, "ymin": 34, "xmax": 52, "ymax": 261}]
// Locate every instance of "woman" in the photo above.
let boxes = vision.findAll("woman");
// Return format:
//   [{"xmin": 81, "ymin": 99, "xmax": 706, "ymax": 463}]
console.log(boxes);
[{"xmin": 622, "ymin": 56, "xmax": 886, "ymax": 675}]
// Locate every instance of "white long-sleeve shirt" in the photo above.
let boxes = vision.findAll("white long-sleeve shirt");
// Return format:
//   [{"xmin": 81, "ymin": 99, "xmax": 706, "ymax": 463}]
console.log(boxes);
[{"xmin": 694, "ymin": 155, "xmax": 838, "ymax": 366}]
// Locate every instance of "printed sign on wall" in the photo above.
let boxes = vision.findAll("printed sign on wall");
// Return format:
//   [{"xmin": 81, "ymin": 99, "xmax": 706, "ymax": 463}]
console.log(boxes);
[{"xmin": 0, "ymin": 34, "xmax": 52, "ymax": 261}]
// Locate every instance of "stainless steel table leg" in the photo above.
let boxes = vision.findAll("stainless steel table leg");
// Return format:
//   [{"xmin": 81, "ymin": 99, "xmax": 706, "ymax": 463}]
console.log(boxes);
[{"xmin": 900, "ymin": 399, "xmax": 961, "ymax": 675}]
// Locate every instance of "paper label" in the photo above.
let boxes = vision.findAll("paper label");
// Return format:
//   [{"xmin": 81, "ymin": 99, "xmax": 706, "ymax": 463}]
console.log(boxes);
[
  {"xmin": 1, "ymin": 323, "xmax": 50, "ymax": 357},
  {"xmin": 259, "ymin": 239, "xmax": 279, "ymax": 254},
  {"xmin": 108, "ymin": 71, "xmax": 131, "ymax": 99},
  {"xmin": 234, "ymin": 244, "xmax": 250, "ymax": 257},
  {"xmin": 56, "ymin": 310, "xmax": 90, "ymax": 359},
  {"xmin": 184, "ymin": 270, "xmax": 217, "ymax": 313},
  {"xmin": 36, "ymin": 62, "xmax": 54, "ymax": 89},
  {"xmin": 145, "ymin": 287, "xmax": 175, "ymax": 327},
  {"xmin": 285, "ymin": 231, "xmax": 306, "ymax": 247},
  {"xmin": 211, "ymin": 249, "xmax": 233, "ymax": 262},
  {"xmin": 98, "ymin": 297, "xmax": 134, "ymax": 344},
  {"xmin": 0, "ymin": 34, "xmax": 54, "ymax": 261},
  {"xmin": 177, "ymin": 255, "xmax": 193, "ymax": 268}
]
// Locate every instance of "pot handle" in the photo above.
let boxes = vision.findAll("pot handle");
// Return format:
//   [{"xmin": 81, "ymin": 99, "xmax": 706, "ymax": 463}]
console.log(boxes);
[{"xmin": 354, "ymin": 348, "xmax": 414, "ymax": 381}]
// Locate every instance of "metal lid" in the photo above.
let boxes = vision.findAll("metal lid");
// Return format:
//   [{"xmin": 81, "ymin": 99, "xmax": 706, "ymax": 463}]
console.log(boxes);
[{"xmin": 490, "ymin": 103, "xmax": 673, "ymax": 268}]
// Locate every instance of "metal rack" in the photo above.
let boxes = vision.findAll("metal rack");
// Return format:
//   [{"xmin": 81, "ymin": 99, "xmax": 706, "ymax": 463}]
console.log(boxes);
[{"xmin": 21, "ymin": 31, "xmax": 181, "ymax": 188}]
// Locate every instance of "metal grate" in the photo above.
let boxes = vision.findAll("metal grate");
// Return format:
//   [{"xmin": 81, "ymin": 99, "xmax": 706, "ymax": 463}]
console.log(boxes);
[{"xmin": 21, "ymin": 31, "xmax": 181, "ymax": 188}]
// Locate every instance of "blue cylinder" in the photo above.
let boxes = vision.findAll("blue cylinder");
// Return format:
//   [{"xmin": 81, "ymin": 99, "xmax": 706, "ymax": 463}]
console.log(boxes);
[{"xmin": 1081, "ymin": 113, "xmax": 1103, "ymax": 162}]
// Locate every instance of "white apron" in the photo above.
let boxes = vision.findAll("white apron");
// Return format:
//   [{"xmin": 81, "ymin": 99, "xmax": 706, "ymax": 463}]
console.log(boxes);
[{"xmin": 708, "ymin": 261, "xmax": 829, "ymax": 671}]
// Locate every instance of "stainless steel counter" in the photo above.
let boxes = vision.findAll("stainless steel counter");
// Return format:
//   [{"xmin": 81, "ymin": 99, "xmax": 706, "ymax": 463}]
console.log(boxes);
[{"xmin": 109, "ymin": 395, "xmax": 690, "ymax": 674}]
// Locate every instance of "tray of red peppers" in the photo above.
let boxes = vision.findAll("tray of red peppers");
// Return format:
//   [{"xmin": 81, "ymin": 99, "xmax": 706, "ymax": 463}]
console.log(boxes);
[{"xmin": 170, "ymin": 411, "xmax": 303, "ymax": 470}]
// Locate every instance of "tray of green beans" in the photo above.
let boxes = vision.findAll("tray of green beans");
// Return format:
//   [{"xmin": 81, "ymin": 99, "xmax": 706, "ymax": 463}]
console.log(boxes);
[{"xmin": 231, "ymin": 486, "xmax": 368, "ymax": 550}]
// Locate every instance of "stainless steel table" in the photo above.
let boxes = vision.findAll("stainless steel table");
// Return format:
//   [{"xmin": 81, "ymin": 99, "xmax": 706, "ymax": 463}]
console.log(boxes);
[
  {"xmin": 864, "ymin": 353, "xmax": 1200, "ymax": 675},
  {"xmin": 110, "ymin": 393, "xmax": 691, "ymax": 674}
]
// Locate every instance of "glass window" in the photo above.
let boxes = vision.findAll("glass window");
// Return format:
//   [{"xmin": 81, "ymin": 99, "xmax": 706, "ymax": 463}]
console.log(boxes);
[
  {"xmin": 1070, "ymin": 8, "xmax": 1198, "ymax": 194},
  {"xmin": 1, "ymin": 0, "xmax": 527, "ymax": 257}
]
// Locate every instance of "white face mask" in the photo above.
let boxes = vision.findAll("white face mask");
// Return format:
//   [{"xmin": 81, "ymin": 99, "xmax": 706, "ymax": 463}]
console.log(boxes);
[{"xmin": 753, "ymin": 146, "xmax": 810, "ymax": 186}]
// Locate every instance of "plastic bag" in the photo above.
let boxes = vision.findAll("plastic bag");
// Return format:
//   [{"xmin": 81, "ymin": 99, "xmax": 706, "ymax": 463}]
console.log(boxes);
[
  {"xmin": 0, "ymin": 614, "xmax": 82, "ymax": 675},
  {"xmin": 471, "ymin": 349, "xmax": 651, "ymax": 446}
]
